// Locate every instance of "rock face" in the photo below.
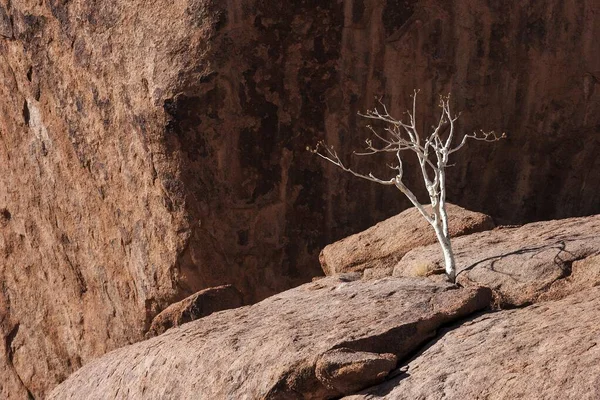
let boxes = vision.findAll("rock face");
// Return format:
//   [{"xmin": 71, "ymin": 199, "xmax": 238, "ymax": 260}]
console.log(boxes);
[
  {"xmin": 347, "ymin": 285, "xmax": 600, "ymax": 400},
  {"xmin": 320, "ymin": 204, "xmax": 494, "ymax": 277},
  {"xmin": 48, "ymin": 277, "xmax": 491, "ymax": 399},
  {"xmin": 1, "ymin": 0, "xmax": 600, "ymax": 397},
  {"xmin": 0, "ymin": 1, "xmax": 232, "ymax": 397},
  {"xmin": 395, "ymin": 215, "xmax": 600, "ymax": 307},
  {"xmin": 146, "ymin": 284, "xmax": 243, "ymax": 337}
]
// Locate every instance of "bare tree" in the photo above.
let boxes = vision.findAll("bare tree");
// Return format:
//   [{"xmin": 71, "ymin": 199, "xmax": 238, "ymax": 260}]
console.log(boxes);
[{"xmin": 310, "ymin": 90, "xmax": 505, "ymax": 282}]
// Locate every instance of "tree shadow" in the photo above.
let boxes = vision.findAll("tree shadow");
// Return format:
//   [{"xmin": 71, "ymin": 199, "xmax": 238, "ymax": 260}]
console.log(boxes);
[{"xmin": 455, "ymin": 237, "xmax": 598, "ymax": 279}]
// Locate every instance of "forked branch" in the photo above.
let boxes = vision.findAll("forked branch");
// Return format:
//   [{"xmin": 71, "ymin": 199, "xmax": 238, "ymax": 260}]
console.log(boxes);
[{"xmin": 310, "ymin": 90, "xmax": 506, "ymax": 282}]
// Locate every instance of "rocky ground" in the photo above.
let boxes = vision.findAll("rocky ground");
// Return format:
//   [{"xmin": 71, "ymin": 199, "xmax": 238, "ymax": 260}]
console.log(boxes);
[{"xmin": 48, "ymin": 210, "xmax": 600, "ymax": 399}]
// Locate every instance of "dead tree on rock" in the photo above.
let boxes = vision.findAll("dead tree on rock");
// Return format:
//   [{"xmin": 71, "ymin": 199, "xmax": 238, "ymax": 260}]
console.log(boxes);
[{"xmin": 310, "ymin": 90, "xmax": 505, "ymax": 282}]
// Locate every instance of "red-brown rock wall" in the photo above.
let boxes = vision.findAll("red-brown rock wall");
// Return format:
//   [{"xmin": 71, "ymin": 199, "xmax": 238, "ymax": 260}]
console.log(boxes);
[
  {"xmin": 0, "ymin": 0, "xmax": 226, "ymax": 397},
  {"xmin": 333, "ymin": 0, "xmax": 600, "ymax": 224},
  {"xmin": 0, "ymin": 0, "xmax": 599, "ymax": 397}
]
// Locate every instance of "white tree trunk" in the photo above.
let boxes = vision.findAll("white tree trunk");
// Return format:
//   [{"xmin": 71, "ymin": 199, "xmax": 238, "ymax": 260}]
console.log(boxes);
[
  {"xmin": 313, "ymin": 91, "xmax": 504, "ymax": 283},
  {"xmin": 432, "ymin": 222, "xmax": 456, "ymax": 283}
]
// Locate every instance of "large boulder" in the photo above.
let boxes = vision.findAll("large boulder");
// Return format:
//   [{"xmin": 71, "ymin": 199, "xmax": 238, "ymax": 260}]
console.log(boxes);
[
  {"xmin": 346, "ymin": 285, "xmax": 600, "ymax": 399},
  {"xmin": 320, "ymin": 204, "xmax": 494, "ymax": 277},
  {"xmin": 48, "ymin": 276, "xmax": 491, "ymax": 399},
  {"xmin": 394, "ymin": 215, "xmax": 600, "ymax": 307}
]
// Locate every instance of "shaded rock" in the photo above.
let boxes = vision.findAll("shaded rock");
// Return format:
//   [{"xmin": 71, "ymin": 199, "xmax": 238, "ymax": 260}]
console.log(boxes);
[
  {"xmin": 394, "ymin": 215, "xmax": 600, "ymax": 307},
  {"xmin": 0, "ymin": 3, "xmax": 12, "ymax": 39},
  {"xmin": 316, "ymin": 348, "xmax": 397, "ymax": 395},
  {"xmin": 320, "ymin": 204, "xmax": 494, "ymax": 276},
  {"xmin": 146, "ymin": 284, "xmax": 243, "ymax": 337},
  {"xmin": 346, "ymin": 286, "xmax": 600, "ymax": 400},
  {"xmin": 48, "ymin": 277, "xmax": 491, "ymax": 400}
]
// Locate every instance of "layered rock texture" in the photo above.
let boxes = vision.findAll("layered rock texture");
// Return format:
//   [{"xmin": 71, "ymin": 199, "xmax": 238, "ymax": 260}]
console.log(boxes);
[
  {"xmin": 346, "ymin": 285, "xmax": 600, "ymax": 399},
  {"xmin": 48, "ymin": 277, "xmax": 491, "ymax": 399},
  {"xmin": 395, "ymin": 215, "xmax": 600, "ymax": 307},
  {"xmin": 1, "ymin": 0, "xmax": 600, "ymax": 397},
  {"xmin": 320, "ymin": 203, "xmax": 494, "ymax": 277}
]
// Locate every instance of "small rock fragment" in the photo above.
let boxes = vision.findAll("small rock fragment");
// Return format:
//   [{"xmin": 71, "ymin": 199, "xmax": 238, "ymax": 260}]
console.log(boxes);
[
  {"xmin": 316, "ymin": 347, "xmax": 397, "ymax": 395},
  {"xmin": 147, "ymin": 284, "xmax": 243, "ymax": 337}
]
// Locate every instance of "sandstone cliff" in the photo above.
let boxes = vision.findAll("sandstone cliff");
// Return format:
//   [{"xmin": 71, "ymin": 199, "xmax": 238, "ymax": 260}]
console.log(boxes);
[{"xmin": 1, "ymin": 0, "xmax": 599, "ymax": 397}]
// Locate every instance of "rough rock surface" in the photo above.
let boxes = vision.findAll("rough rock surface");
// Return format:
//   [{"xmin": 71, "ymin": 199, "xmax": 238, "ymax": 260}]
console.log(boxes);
[
  {"xmin": 48, "ymin": 277, "xmax": 491, "ymax": 399},
  {"xmin": 394, "ymin": 215, "xmax": 600, "ymax": 307},
  {"xmin": 320, "ymin": 204, "xmax": 494, "ymax": 276},
  {"xmin": 539, "ymin": 254, "xmax": 600, "ymax": 302},
  {"xmin": 316, "ymin": 348, "xmax": 398, "ymax": 396},
  {"xmin": 0, "ymin": 1, "xmax": 233, "ymax": 397},
  {"xmin": 146, "ymin": 284, "xmax": 243, "ymax": 337},
  {"xmin": 346, "ymin": 286, "xmax": 600, "ymax": 400},
  {"xmin": 1, "ymin": 0, "xmax": 600, "ymax": 397}
]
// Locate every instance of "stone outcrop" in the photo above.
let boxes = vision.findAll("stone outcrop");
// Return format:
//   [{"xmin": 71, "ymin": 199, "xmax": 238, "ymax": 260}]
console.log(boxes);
[
  {"xmin": 1, "ymin": 0, "xmax": 599, "ymax": 397},
  {"xmin": 47, "ymin": 277, "xmax": 491, "ymax": 399},
  {"xmin": 320, "ymin": 204, "xmax": 494, "ymax": 277},
  {"xmin": 146, "ymin": 284, "xmax": 243, "ymax": 337},
  {"xmin": 346, "ymin": 284, "xmax": 600, "ymax": 399},
  {"xmin": 394, "ymin": 215, "xmax": 600, "ymax": 307}
]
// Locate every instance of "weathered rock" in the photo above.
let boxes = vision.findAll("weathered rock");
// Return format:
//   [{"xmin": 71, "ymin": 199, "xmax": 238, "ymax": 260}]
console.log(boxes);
[
  {"xmin": 0, "ymin": 3, "xmax": 12, "ymax": 39},
  {"xmin": 146, "ymin": 284, "xmax": 243, "ymax": 337},
  {"xmin": 1, "ymin": 1, "xmax": 231, "ymax": 396},
  {"xmin": 1, "ymin": 0, "xmax": 600, "ymax": 397},
  {"xmin": 539, "ymin": 254, "xmax": 600, "ymax": 302},
  {"xmin": 346, "ymin": 286, "xmax": 600, "ymax": 400},
  {"xmin": 48, "ymin": 277, "xmax": 492, "ymax": 399},
  {"xmin": 316, "ymin": 348, "xmax": 398, "ymax": 396},
  {"xmin": 394, "ymin": 215, "xmax": 600, "ymax": 307},
  {"xmin": 320, "ymin": 204, "xmax": 494, "ymax": 276}
]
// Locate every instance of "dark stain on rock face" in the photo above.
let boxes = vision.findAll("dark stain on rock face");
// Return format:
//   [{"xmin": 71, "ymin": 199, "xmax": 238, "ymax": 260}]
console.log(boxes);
[
  {"xmin": 522, "ymin": 16, "xmax": 546, "ymax": 49},
  {"xmin": 0, "ymin": 3, "xmax": 13, "ymax": 39},
  {"xmin": 47, "ymin": 0, "xmax": 69, "ymax": 29},
  {"xmin": 0, "ymin": 208, "xmax": 11, "ymax": 227},
  {"xmin": 382, "ymin": 0, "xmax": 417, "ymax": 38},
  {"xmin": 284, "ymin": 166, "xmax": 326, "ymax": 278},
  {"xmin": 427, "ymin": 19, "xmax": 444, "ymax": 60},
  {"xmin": 238, "ymin": 68, "xmax": 282, "ymax": 201},
  {"xmin": 352, "ymin": 0, "xmax": 365, "ymax": 24},
  {"xmin": 13, "ymin": 12, "xmax": 46, "ymax": 44},
  {"xmin": 73, "ymin": 37, "xmax": 91, "ymax": 67},
  {"xmin": 489, "ymin": 21, "xmax": 508, "ymax": 62},
  {"xmin": 22, "ymin": 101, "xmax": 30, "ymax": 126},
  {"xmin": 164, "ymin": 0, "xmax": 344, "ymax": 300},
  {"xmin": 163, "ymin": 94, "xmax": 210, "ymax": 161},
  {"xmin": 237, "ymin": 230, "xmax": 249, "ymax": 246}
]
